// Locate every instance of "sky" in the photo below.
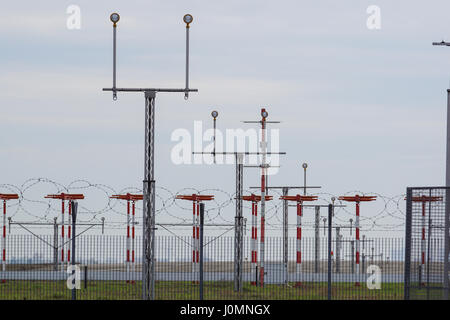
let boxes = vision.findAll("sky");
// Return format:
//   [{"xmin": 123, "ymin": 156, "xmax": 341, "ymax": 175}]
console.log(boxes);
[{"xmin": 1, "ymin": 1, "xmax": 450, "ymax": 238}]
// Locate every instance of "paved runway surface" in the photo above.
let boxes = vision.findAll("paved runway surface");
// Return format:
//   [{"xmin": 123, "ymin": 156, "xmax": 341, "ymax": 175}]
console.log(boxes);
[{"xmin": 0, "ymin": 270, "xmax": 431, "ymax": 283}]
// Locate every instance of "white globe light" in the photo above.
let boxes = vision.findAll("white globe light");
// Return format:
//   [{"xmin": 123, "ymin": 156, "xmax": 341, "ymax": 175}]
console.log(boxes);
[
  {"xmin": 183, "ymin": 14, "xmax": 193, "ymax": 25},
  {"xmin": 302, "ymin": 163, "xmax": 308, "ymax": 169},
  {"xmin": 261, "ymin": 110, "xmax": 268, "ymax": 118},
  {"xmin": 110, "ymin": 13, "xmax": 120, "ymax": 24},
  {"xmin": 211, "ymin": 110, "xmax": 218, "ymax": 118}
]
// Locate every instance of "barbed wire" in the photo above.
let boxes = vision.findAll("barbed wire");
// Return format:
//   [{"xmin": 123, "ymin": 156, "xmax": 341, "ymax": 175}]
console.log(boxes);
[{"xmin": 0, "ymin": 178, "xmax": 407, "ymax": 234}]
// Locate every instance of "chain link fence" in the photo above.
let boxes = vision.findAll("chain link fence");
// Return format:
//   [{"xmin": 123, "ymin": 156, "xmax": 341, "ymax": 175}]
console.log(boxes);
[{"xmin": 0, "ymin": 234, "xmax": 404, "ymax": 300}]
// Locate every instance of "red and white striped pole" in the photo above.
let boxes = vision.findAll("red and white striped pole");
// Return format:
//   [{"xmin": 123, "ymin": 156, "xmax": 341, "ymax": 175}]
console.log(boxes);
[
  {"xmin": 131, "ymin": 200, "xmax": 136, "ymax": 284},
  {"xmin": 44, "ymin": 193, "xmax": 84, "ymax": 272},
  {"xmin": 280, "ymin": 194, "xmax": 317, "ymax": 287},
  {"xmin": 338, "ymin": 194, "xmax": 376, "ymax": 287},
  {"xmin": 61, "ymin": 199, "xmax": 65, "ymax": 272},
  {"xmin": 110, "ymin": 193, "xmax": 142, "ymax": 284},
  {"xmin": 196, "ymin": 200, "xmax": 200, "ymax": 279},
  {"xmin": 67, "ymin": 200, "xmax": 72, "ymax": 266},
  {"xmin": 175, "ymin": 194, "xmax": 214, "ymax": 284},
  {"xmin": 259, "ymin": 109, "xmax": 267, "ymax": 287},
  {"xmin": 192, "ymin": 200, "xmax": 197, "ymax": 280},
  {"xmin": 421, "ymin": 200, "xmax": 426, "ymax": 279},
  {"xmin": 295, "ymin": 200, "xmax": 302, "ymax": 287},
  {"xmin": 2, "ymin": 200, "xmax": 6, "ymax": 274},
  {"xmin": 0, "ymin": 194, "xmax": 19, "ymax": 281},
  {"xmin": 251, "ymin": 200, "xmax": 258, "ymax": 285},
  {"xmin": 126, "ymin": 198, "xmax": 131, "ymax": 282},
  {"xmin": 355, "ymin": 197, "xmax": 360, "ymax": 286}
]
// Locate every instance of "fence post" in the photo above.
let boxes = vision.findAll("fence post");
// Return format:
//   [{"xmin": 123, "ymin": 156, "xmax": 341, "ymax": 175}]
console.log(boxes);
[
  {"xmin": 84, "ymin": 265, "xmax": 88, "ymax": 289},
  {"xmin": 315, "ymin": 206, "xmax": 320, "ymax": 273},
  {"xmin": 71, "ymin": 201, "xmax": 78, "ymax": 301},
  {"xmin": 336, "ymin": 227, "xmax": 341, "ymax": 273},
  {"xmin": 53, "ymin": 217, "xmax": 58, "ymax": 272},
  {"xmin": 404, "ymin": 187, "xmax": 412, "ymax": 300},
  {"xmin": 255, "ymin": 266, "xmax": 258, "ymax": 287},
  {"xmin": 327, "ymin": 204, "xmax": 332, "ymax": 300},
  {"xmin": 199, "ymin": 203, "xmax": 204, "ymax": 300},
  {"xmin": 351, "ymin": 240, "xmax": 355, "ymax": 274}
]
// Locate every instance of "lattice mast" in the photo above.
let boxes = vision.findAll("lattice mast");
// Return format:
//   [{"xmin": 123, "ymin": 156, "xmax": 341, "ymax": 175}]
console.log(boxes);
[{"xmin": 103, "ymin": 12, "xmax": 198, "ymax": 300}]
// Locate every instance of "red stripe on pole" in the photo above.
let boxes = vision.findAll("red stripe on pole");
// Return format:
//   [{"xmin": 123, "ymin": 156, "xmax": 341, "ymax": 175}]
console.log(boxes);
[
  {"xmin": 62, "ymin": 226, "xmax": 64, "ymax": 237},
  {"xmin": 61, "ymin": 250, "xmax": 64, "ymax": 261},
  {"xmin": 356, "ymin": 228, "xmax": 359, "ymax": 240},
  {"xmin": 68, "ymin": 250, "xmax": 70, "ymax": 262},
  {"xmin": 193, "ymin": 226, "xmax": 195, "ymax": 238},
  {"xmin": 127, "ymin": 250, "xmax": 130, "ymax": 262},
  {"xmin": 192, "ymin": 251, "xmax": 195, "ymax": 263},
  {"xmin": 132, "ymin": 227, "xmax": 135, "ymax": 238},
  {"xmin": 356, "ymin": 251, "xmax": 360, "ymax": 264},
  {"xmin": 422, "ymin": 228, "xmax": 425, "ymax": 240},
  {"xmin": 297, "ymin": 251, "xmax": 301, "ymax": 263},
  {"xmin": 132, "ymin": 251, "xmax": 135, "ymax": 263},
  {"xmin": 196, "ymin": 251, "xmax": 199, "ymax": 263},
  {"xmin": 127, "ymin": 226, "xmax": 130, "ymax": 238},
  {"xmin": 2, "ymin": 249, "xmax": 5, "ymax": 261}
]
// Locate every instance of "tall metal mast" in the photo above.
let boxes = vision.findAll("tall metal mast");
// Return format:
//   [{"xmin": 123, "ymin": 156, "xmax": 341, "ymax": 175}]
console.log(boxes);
[
  {"xmin": 243, "ymin": 108, "xmax": 282, "ymax": 286},
  {"xmin": 103, "ymin": 12, "xmax": 198, "ymax": 300},
  {"xmin": 432, "ymin": 41, "xmax": 450, "ymax": 299}
]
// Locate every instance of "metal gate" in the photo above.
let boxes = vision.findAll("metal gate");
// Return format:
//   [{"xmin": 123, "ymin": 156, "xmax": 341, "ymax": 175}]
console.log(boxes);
[{"xmin": 404, "ymin": 187, "xmax": 450, "ymax": 300}]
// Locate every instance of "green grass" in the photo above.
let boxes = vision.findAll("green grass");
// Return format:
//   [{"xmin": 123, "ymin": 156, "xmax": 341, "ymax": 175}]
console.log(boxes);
[{"xmin": 0, "ymin": 280, "xmax": 405, "ymax": 300}]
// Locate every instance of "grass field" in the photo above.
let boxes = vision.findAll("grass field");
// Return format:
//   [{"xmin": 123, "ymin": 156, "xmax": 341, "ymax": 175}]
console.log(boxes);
[{"xmin": 0, "ymin": 280, "xmax": 405, "ymax": 300}]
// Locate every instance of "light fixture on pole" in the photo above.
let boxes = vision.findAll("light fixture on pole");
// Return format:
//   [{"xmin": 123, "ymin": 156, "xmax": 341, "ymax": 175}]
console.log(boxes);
[
  {"xmin": 302, "ymin": 163, "xmax": 308, "ymax": 195},
  {"xmin": 183, "ymin": 14, "xmax": 194, "ymax": 99},
  {"xmin": 211, "ymin": 110, "xmax": 219, "ymax": 163}
]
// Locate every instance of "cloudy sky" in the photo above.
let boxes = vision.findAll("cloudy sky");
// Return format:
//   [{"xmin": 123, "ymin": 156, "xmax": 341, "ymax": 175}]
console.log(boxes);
[{"xmin": 1, "ymin": 1, "xmax": 450, "ymax": 237}]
